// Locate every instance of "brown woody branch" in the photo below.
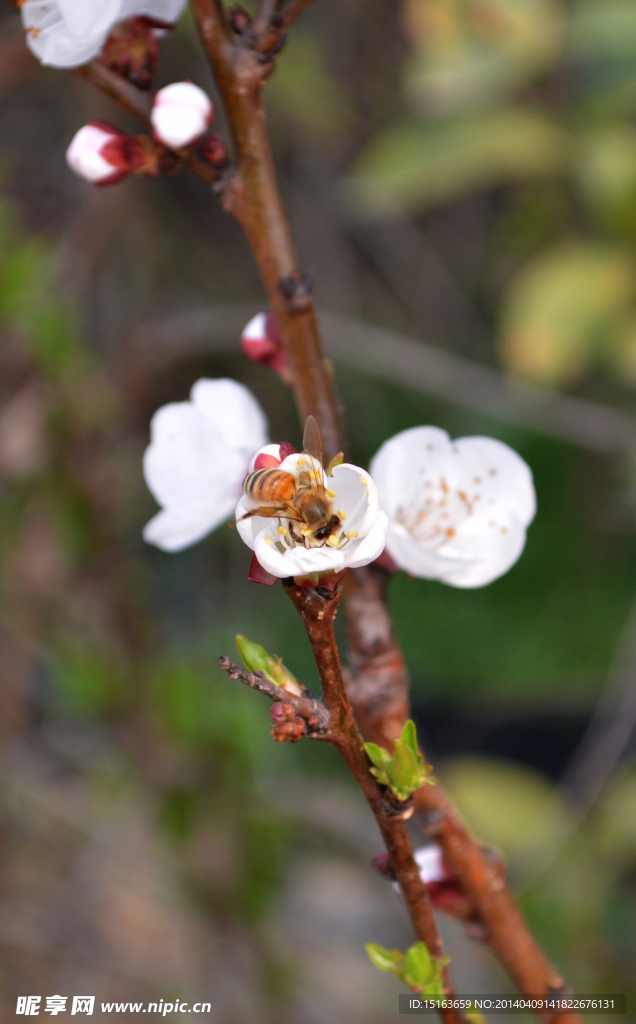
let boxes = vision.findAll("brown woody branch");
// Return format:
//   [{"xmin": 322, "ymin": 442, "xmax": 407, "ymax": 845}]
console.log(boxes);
[
  {"xmin": 344, "ymin": 564, "xmax": 580, "ymax": 1024},
  {"xmin": 189, "ymin": 0, "xmax": 344, "ymax": 462},
  {"xmin": 282, "ymin": 579, "xmax": 465, "ymax": 1023}
]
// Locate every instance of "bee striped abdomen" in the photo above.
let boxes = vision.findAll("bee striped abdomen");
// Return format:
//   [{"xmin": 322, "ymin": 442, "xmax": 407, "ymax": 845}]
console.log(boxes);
[{"xmin": 244, "ymin": 468, "xmax": 297, "ymax": 504}]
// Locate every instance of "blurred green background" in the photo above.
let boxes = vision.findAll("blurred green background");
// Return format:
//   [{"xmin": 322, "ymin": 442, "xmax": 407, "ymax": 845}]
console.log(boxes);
[{"xmin": 1, "ymin": 0, "xmax": 636, "ymax": 1019}]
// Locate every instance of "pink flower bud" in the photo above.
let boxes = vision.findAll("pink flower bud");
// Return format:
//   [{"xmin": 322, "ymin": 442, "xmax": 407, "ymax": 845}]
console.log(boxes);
[
  {"xmin": 151, "ymin": 82, "xmax": 213, "ymax": 150},
  {"xmin": 241, "ymin": 312, "xmax": 291, "ymax": 384},
  {"xmin": 66, "ymin": 122, "xmax": 133, "ymax": 185}
]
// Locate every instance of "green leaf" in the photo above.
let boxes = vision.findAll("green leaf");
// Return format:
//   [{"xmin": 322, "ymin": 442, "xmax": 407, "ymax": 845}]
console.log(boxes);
[
  {"xmin": 402, "ymin": 941, "xmax": 436, "ymax": 991},
  {"xmin": 499, "ymin": 241, "xmax": 636, "ymax": 384},
  {"xmin": 366, "ymin": 940, "xmax": 447, "ymax": 995},
  {"xmin": 365, "ymin": 943, "xmax": 405, "ymax": 976},
  {"xmin": 235, "ymin": 635, "xmax": 302, "ymax": 696},
  {"xmin": 400, "ymin": 718, "xmax": 418, "ymax": 757},
  {"xmin": 365, "ymin": 721, "xmax": 435, "ymax": 802},
  {"xmin": 347, "ymin": 108, "xmax": 570, "ymax": 215},
  {"xmin": 364, "ymin": 741, "xmax": 392, "ymax": 771}
]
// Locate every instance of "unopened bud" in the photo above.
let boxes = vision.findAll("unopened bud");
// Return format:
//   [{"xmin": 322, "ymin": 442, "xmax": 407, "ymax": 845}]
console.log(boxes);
[
  {"xmin": 199, "ymin": 133, "xmax": 229, "ymax": 169},
  {"xmin": 241, "ymin": 311, "xmax": 291, "ymax": 384},
  {"xmin": 270, "ymin": 701, "xmax": 294, "ymax": 722},
  {"xmin": 66, "ymin": 122, "xmax": 134, "ymax": 185},
  {"xmin": 151, "ymin": 82, "xmax": 214, "ymax": 150}
]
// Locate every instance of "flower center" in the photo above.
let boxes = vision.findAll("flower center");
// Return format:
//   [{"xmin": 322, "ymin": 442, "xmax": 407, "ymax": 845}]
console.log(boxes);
[{"xmin": 396, "ymin": 476, "xmax": 474, "ymax": 548}]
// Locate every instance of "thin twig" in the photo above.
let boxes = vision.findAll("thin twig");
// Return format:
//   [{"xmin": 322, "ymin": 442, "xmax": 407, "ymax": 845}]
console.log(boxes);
[
  {"xmin": 218, "ymin": 655, "xmax": 331, "ymax": 737},
  {"xmin": 257, "ymin": 0, "xmax": 316, "ymax": 51}
]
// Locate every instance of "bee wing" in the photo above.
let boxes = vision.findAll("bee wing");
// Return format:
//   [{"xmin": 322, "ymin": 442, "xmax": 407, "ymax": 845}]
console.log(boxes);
[{"xmin": 302, "ymin": 415, "xmax": 326, "ymax": 493}]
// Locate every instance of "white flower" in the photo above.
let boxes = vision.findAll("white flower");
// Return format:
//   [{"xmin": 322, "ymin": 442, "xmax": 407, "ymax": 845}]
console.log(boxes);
[
  {"xmin": 21, "ymin": 0, "xmax": 186, "ymax": 69},
  {"xmin": 393, "ymin": 845, "xmax": 449, "ymax": 892},
  {"xmin": 370, "ymin": 426, "xmax": 536, "ymax": 588},
  {"xmin": 236, "ymin": 448, "xmax": 388, "ymax": 580},
  {"xmin": 66, "ymin": 122, "xmax": 130, "ymax": 185},
  {"xmin": 143, "ymin": 378, "xmax": 268, "ymax": 552},
  {"xmin": 151, "ymin": 82, "xmax": 213, "ymax": 149}
]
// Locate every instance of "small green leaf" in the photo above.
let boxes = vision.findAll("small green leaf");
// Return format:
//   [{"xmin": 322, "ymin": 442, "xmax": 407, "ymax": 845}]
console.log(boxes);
[
  {"xmin": 403, "ymin": 941, "xmax": 436, "ymax": 991},
  {"xmin": 366, "ymin": 721, "xmax": 436, "ymax": 801},
  {"xmin": 364, "ymin": 741, "xmax": 393, "ymax": 771},
  {"xmin": 365, "ymin": 943, "xmax": 405, "ymax": 976},
  {"xmin": 235, "ymin": 635, "xmax": 302, "ymax": 696},
  {"xmin": 400, "ymin": 719, "xmax": 419, "ymax": 756}
]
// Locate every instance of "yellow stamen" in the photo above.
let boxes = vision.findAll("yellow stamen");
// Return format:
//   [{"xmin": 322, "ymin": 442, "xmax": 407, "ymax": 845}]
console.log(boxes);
[
  {"xmin": 338, "ymin": 509, "xmax": 346, "ymax": 520},
  {"xmin": 326, "ymin": 488, "xmax": 336, "ymax": 498},
  {"xmin": 277, "ymin": 526, "xmax": 287, "ymax": 536},
  {"xmin": 327, "ymin": 535, "xmax": 339, "ymax": 547},
  {"xmin": 360, "ymin": 476, "xmax": 367, "ymax": 486},
  {"xmin": 264, "ymin": 537, "xmax": 272, "ymax": 546},
  {"xmin": 346, "ymin": 530, "xmax": 358, "ymax": 540}
]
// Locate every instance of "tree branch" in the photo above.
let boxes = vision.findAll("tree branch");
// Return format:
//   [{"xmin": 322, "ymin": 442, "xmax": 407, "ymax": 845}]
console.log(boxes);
[
  {"xmin": 344, "ymin": 564, "xmax": 581, "ymax": 1024},
  {"xmin": 189, "ymin": 0, "xmax": 344, "ymax": 461},
  {"xmin": 281, "ymin": 579, "xmax": 466, "ymax": 1022}
]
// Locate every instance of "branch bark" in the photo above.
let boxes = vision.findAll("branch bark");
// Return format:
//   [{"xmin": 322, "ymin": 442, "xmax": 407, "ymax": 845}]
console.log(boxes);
[
  {"xmin": 281, "ymin": 579, "xmax": 464, "ymax": 1022},
  {"xmin": 344, "ymin": 564, "xmax": 581, "ymax": 1024},
  {"xmin": 189, "ymin": 0, "xmax": 344, "ymax": 461}
]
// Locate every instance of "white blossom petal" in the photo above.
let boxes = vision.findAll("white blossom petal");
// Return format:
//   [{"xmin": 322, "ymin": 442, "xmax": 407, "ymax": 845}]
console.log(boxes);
[
  {"xmin": 370, "ymin": 426, "xmax": 535, "ymax": 588},
  {"xmin": 151, "ymin": 82, "xmax": 213, "ymax": 149},
  {"xmin": 143, "ymin": 378, "xmax": 268, "ymax": 552},
  {"xmin": 22, "ymin": 0, "xmax": 186, "ymax": 68}
]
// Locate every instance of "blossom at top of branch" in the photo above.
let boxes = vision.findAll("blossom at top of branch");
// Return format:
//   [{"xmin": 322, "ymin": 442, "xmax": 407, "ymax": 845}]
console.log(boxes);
[
  {"xmin": 150, "ymin": 82, "xmax": 214, "ymax": 150},
  {"xmin": 21, "ymin": 0, "xmax": 187, "ymax": 69},
  {"xmin": 143, "ymin": 378, "xmax": 269, "ymax": 552},
  {"xmin": 235, "ymin": 445, "xmax": 388, "ymax": 582},
  {"xmin": 370, "ymin": 426, "xmax": 536, "ymax": 588}
]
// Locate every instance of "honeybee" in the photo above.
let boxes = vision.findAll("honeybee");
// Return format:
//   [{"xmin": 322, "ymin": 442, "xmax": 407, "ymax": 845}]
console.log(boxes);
[{"xmin": 240, "ymin": 416, "xmax": 341, "ymax": 546}]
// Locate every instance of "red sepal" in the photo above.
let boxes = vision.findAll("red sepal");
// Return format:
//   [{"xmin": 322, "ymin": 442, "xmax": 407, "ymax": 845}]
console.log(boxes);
[
  {"xmin": 293, "ymin": 568, "xmax": 347, "ymax": 590},
  {"xmin": 278, "ymin": 442, "xmax": 297, "ymax": 460},
  {"xmin": 248, "ymin": 554, "xmax": 278, "ymax": 586}
]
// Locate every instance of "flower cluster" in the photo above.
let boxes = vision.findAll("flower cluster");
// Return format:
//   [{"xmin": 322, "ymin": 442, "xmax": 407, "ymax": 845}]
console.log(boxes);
[
  {"xmin": 21, "ymin": 0, "xmax": 186, "ymax": 69},
  {"xmin": 143, "ymin": 324, "xmax": 535, "ymax": 589}
]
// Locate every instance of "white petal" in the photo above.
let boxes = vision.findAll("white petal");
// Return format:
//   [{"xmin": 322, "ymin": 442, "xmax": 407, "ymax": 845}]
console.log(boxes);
[
  {"xmin": 143, "ymin": 497, "xmax": 234, "ymax": 552},
  {"xmin": 133, "ymin": 0, "xmax": 187, "ymax": 19},
  {"xmin": 22, "ymin": 0, "xmax": 117, "ymax": 66},
  {"xmin": 66, "ymin": 124, "xmax": 118, "ymax": 183},
  {"xmin": 370, "ymin": 426, "xmax": 453, "ymax": 519},
  {"xmin": 453, "ymin": 436, "xmax": 536, "ymax": 528},
  {"xmin": 329, "ymin": 462, "xmax": 378, "ymax": 536},
  {"xmin": 254, "ymin": 531, "xmax": 345, "ymax": 578},
  {"xmin": 144, "ymin": 402, "xmax": 231, "ymax": 508},
  {"xmin": 242, "ymin": 312, "xmax": 268, "ymax": 341},
  {"xmin": 57, "ymin": 0, "xmax": 122, "ymax": 37},
  {"xmin": 414, "ymin": 845, "xmax": 446, "ymax": 884},
  {"xmin": 345, "ymin": 512, "xmax": 388, "ymax": 568},
  {"xmin": 190, "ymin": 378, "xmax": 268, "ymax": 456}
]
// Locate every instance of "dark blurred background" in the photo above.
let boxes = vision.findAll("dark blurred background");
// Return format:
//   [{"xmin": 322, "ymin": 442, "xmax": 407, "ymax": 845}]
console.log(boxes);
[{"xmin": 2, "ymin": 0, "xmax": 636, "ymax": 1019}]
